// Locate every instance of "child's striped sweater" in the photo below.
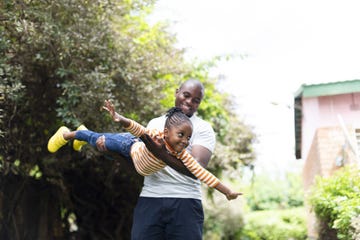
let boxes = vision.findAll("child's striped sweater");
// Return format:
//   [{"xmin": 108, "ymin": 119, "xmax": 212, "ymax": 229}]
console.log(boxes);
[{"xmin": 126, "ymin": 119, "xmax": 220, "ymax": 188}]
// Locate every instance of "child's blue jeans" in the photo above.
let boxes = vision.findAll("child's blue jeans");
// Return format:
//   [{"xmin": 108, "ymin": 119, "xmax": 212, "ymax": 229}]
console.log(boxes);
[{"xmin": 75, "ymin": 130, "xmax": 137, "ymax": 159}]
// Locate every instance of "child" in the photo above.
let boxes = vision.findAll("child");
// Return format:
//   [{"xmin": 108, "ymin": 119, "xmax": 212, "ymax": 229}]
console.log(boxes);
[{"xmin": 48, "ymin": 100, "xmax": 242, "ymax": 200}]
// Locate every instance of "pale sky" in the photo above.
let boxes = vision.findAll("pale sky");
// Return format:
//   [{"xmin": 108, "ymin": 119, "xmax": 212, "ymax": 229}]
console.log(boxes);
[{"xmin": 149, "ymin": 0, "xmax": 360, "ymax": 175}]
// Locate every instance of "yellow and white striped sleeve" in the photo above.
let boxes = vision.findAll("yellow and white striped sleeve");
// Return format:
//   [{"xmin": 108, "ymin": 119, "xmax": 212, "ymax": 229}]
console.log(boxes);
[
  {"xmin": 179, "ymin": 151, "xmax": 220, "ymax": 188},
  {"xmin": 125, "ymin": 119, "xmax": 146, "ymax": 137}
]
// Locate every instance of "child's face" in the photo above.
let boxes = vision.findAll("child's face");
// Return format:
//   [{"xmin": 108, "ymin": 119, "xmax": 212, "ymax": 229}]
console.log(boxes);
[{"xmin": 164, "ymin": 122, "xmax": 193, "ymax": 153}]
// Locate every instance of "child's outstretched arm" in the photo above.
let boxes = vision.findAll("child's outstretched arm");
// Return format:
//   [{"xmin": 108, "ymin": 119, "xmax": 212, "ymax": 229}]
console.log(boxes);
[
  {"xmin": 215, "ymin": 182, "xmax": 242, "ymax": 200},
  {"xmin": 180, "ymin": 151, "xmax": 242, "ymax": 201},
  {"xmin": 103, "ymin": 100, "xmax": 147, "ymax": 137},
  {"xmin": 102, "ymin": 100, "xmax": 131, "ymax": 128}
]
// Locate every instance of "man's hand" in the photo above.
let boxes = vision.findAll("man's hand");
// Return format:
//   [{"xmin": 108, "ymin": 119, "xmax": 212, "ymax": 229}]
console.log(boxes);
[
  {"xmin": 140, "ymin": 134, "xmax": 196, "ymax": 179},
  {"xmin": 96, "ymin": 135, "xmax": 107, "ymax": 152}
]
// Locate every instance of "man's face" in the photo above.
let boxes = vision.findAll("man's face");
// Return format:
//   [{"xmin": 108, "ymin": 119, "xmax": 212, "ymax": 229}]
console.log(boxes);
[{"xmin": 175, "ymin": 83, "xmax": 204, "ymax": 117}]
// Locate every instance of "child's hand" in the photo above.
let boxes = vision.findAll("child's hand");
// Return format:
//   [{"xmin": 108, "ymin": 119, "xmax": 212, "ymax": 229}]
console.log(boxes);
[
  {"xmin": 102, "ymin": 100, "xmax": 122, "ymax": 122},
  {"xmin": 226, "ymin": 191, "xmax": 243, "ymax": 201}
]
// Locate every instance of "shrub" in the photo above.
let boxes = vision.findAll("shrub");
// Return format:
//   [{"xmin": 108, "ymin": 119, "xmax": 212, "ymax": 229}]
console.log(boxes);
[
  {"xmin": 203, "ymin": 189, "xmax": 245, "ymax": 240},
  {"xmin": 240, "ymin": 207, "xmax": 307, "ymax": 240},
  {"xmin": 308, "ymin": 166, "xmax": 360, "ymax": 240},
  {"xmin": 350, "ymin": 216, "xmax": 360, "ymax": 240},
  {"xmin": 245, "ymin": 173, "xmax": 304, "ymax": 211}
]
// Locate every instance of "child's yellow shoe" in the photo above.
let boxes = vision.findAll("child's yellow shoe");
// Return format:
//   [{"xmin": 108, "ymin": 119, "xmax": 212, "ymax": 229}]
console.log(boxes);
[
  {"xmin": 73, "ymin": 124, "xmax": 88, "ymax": 151},
  {"xmin": 47, "ymin": 126, "xmax": 70, "ymax": 153}
]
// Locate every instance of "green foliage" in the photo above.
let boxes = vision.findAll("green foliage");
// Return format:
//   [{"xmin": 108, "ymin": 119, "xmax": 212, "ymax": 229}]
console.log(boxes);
[
  {"xmin": 350, "ymin": 216, "xmax": 360, "ymax": 240},
  {"xmin": 240, "ymin": 208, "xmax": 307, "ymax": 240},
  {"xmin": 203, "ymin": 193, "xmax": 245, "ymax": 240},
  {"xmin": 245, "ymin": 173, "xmax": 304, "ymax": 211},
  {"xmin": 0, "ymin": 0, "xmax": 184, "ymax": 166},
  {"xmin": 202, "ymin": 172, "xmax": 305, "ymax": 239},
  {"xmin": 308, "ymin": 166, "xmax": 360, "ymax": 240}
]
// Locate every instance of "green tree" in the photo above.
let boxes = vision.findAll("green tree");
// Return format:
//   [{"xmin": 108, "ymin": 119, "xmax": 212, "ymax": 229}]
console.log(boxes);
[{"xmin": 0, "ymin": 0, "xmax": 255, "ymax": 239}]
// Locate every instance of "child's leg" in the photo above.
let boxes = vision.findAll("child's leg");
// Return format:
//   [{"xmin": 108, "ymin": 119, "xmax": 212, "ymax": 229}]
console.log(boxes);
[
  {"xmin": 102, "ymin": 133, "xmax": 137, "ymax": 159},
  {"xmin": 74, "ymin": 130, "xmax": 105, "ymax": 147},
  {"xmin": 75, "ymin": 131, "xmax": 136, "ymax": 159}
]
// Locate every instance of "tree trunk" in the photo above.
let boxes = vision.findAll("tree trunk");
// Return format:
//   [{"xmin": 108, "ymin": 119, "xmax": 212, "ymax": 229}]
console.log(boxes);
[{"xmin": 0, "ymin": 174, "xmax": 64, "ymax": 239}]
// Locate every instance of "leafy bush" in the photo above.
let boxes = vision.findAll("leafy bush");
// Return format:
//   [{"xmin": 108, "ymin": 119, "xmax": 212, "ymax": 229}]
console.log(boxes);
[
  {"xmin": 203, "ymin": 189, "xmax": 245, "ymax": 240},
  {"xmin": 350, "ymin": 216, "xmax": 360, "ymax": 240},
  {"xmin": 245, "ymin": 173, "xmax": 304, "ymax": 211},
  {"xmin": 240, "ymin": 207, "xmax": 307, "ymax": 240},
  {"xmin": 308, "ymin": 166, "xmax": 360, "ymax": 240},
  {"xmin": 202, "ymin": 174, "xmax": 306, "ymax": 240}
]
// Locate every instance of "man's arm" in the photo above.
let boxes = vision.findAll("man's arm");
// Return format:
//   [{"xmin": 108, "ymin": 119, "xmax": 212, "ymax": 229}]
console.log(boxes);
[
  {"xmin": 140, "ymin": 134, "xmax": 199, "ymax": 179},
  {"xmin": 190, "ymin": 145, "xmax": 212, "ymax": 168}
]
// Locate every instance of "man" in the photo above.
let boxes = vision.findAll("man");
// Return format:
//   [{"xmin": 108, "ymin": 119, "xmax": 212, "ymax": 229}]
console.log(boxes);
[
  {"xmin": 132, "ymin": 79, "xmax": 215, "ymax": 240},
  {"xmin": 97, "ymin": 79, "xmax": 215, "ymax": 239}
]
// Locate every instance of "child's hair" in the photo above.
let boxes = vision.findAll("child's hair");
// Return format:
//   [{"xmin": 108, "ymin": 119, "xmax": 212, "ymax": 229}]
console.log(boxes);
[{"xmin": 165, "ymin": 107, "xmax": 192, "ymax": 129}]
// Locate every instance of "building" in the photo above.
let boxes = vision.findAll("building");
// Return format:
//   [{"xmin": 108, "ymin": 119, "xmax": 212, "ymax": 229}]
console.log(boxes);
[{"xmin": 294, "ymin": 79, "xmax": 360, "ymax": 238}]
